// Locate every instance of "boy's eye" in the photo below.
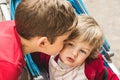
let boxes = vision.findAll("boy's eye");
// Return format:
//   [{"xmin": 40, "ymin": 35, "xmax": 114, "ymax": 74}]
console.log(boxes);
[{"xmin": 67, "ymin": 43, "xmax": 74, "ymax": 46}]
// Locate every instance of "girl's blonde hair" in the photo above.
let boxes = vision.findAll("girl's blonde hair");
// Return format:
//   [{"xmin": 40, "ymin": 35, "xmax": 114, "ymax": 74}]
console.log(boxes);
[{"xmin": 68, "ymin": 14, "xmax": 103, "ymax": 59}]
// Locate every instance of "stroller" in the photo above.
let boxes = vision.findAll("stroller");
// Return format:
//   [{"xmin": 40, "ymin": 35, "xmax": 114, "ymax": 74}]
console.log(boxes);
[{"xmin": 1, "ymin": 0, "xmax": 119, "ymax": 79}]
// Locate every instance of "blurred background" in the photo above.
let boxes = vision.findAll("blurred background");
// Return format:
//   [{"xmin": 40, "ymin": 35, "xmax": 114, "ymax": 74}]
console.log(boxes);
[{"xmin": 83, "ymin": 0, "xmax": 120, "ymax": 71}]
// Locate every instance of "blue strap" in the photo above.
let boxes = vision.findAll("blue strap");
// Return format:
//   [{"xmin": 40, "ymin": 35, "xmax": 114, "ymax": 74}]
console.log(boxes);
[
  {"xmin": 10, "ymin": 0, "xmax": 21, "ymax": 20},
  {"xmin": 68, "ymin": 0, "xmax": 88, "ymax": 14},
  {"xmin": 24, "ymin": 54, "xmax": 35, "ymax": 76},
  {"xmin": 25, "ymin": 54, "xmax": 41, "ymax": 77}
]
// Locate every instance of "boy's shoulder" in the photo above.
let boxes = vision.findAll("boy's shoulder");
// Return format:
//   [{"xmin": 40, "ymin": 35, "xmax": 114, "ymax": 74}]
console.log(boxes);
[{"xmin": 0, "ymin": 20, "xmax": 15, "ymax": 28}]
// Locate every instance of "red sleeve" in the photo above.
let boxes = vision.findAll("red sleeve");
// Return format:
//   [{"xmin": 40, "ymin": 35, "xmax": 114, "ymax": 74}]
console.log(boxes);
[
  {"xmin": 106, "ymin": 66, "xmax": 119, "ymax": 80},
  {"xmin": 95, "ymin": 54, "xmax": 105, "ymax": 80},
  {"xmin": 85, "ymin": 54, "xmax": 105, "ymax": 80},
  {"xmin": 0, "ymin": 60, "xmax": 21, "ymax": 80},
  {"xmin": 96, "ymin": 54, "xmax": 119, "ymax": 80},
  {"xmin": 85, "ymin": 54, "xmax": 119, "ymax": 80}
]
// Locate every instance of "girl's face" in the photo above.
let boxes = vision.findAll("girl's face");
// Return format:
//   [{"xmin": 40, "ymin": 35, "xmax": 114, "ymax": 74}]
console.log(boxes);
[{"xmin": 59, "ymin": 38, "xmax": 93, "ymax": 67}]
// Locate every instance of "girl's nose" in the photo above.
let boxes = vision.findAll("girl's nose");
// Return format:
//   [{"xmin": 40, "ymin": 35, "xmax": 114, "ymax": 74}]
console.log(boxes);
[{"xmin": 72, "ymin": 49, "xmax": 78, "ymax": 58}]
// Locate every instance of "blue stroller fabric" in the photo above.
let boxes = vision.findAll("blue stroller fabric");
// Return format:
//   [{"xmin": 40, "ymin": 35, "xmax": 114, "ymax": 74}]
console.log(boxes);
[
  {"xmin": 10, "ymin": 0, "xmax": 21, "ymax": 20},
  {"xmin": 68, "ymin": 0, "xmax": 88, "ymax": 14}
]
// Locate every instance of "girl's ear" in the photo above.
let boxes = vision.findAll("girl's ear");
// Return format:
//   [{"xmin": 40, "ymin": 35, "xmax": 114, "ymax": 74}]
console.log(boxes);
[{"xmin": 37, "ymin": 37, "xmax": 49, "ymax": 47}]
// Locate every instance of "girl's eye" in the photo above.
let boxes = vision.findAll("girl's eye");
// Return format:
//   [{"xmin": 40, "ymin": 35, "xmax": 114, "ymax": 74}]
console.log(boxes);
[{"xmin": 80, "ymin": 50, "xmax": 86, "ymax": 54}]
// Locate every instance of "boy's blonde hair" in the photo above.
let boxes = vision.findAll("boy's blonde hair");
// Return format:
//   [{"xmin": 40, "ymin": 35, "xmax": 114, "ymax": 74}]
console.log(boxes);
[
  {"xmin": 68, "ymin": 14, "xmax": 103, "ymax": 59},
  {"xmin": 15, "ymin": 0, "xmax": 77, "ymax": 44}
]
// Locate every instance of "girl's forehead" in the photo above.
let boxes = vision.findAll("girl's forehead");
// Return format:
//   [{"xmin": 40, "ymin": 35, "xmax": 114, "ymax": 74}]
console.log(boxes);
[{"xmin": 72, "ymin": 36, "xmax": 87, "ymax": 43}]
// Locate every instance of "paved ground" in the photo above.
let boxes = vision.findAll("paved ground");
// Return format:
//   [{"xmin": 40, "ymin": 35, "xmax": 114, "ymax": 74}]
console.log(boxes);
[{"xmin": 83, "ymin": 0, "xmax": 120, "ymax": 72}]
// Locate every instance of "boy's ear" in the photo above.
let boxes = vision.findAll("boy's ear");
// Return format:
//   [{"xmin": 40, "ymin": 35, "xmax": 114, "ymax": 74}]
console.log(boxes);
[{"xmin": 37, "ymin": 37, "xmax": 49, "ymax": 47}]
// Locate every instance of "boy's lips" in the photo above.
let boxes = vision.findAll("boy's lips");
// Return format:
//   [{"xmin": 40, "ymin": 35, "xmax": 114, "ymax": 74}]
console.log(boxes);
[{"xmin": 66, "ymin": 57, "xmax": 75, "ymax": 63}]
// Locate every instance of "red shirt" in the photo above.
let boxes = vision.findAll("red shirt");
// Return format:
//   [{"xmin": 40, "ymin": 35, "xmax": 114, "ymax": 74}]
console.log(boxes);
[{"xmin": 0, "ymin": 20, "xmax": 25, "ymax": 80}]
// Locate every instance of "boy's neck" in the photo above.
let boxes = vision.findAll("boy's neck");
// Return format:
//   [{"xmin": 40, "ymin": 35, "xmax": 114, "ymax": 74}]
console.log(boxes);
[{"xmin": 18, "ymin": 34, "xmax": 37, "ymax": 55}]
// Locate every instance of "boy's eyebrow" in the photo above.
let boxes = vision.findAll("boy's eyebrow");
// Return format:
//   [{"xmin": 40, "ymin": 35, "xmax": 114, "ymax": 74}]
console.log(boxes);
[
  {"xmin": 64, "ymin": 39, "xmax": 69, "ymax": 42},
  {"xmin": 64, "ymin": 39, "xmax": 73, "ymax": 42}
]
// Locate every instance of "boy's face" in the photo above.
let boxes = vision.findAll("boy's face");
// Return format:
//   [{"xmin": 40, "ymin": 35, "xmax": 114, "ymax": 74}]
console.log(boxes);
[
  {"xmin": 59, "ymin": 38, "xmax": 93, "ymax": 67},
  {"xmin": 43, "ymin": 31, "xmax": 72, "ymax": 55}
]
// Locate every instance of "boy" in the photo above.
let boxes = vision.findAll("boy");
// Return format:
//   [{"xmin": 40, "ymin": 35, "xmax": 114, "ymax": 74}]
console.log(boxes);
[
  {"xmin": 36, "ymin": 15, "xmax": 119, "ymax": 80},
  {"xmin": 0, "ymin": 0, "xmax": 77, "ymax": 80}
]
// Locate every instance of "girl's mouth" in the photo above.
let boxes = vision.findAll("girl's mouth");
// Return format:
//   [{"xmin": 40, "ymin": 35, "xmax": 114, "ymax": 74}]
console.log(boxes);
[{"xmin": 66, "ymin": 57, "xmax": 75, "ymax": 63}]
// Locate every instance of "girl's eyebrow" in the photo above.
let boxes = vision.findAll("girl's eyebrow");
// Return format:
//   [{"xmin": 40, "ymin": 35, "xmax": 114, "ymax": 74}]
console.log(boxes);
[{"xmin": 82, "ymin": 48, "xmax": 91, "ymax": 52}]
